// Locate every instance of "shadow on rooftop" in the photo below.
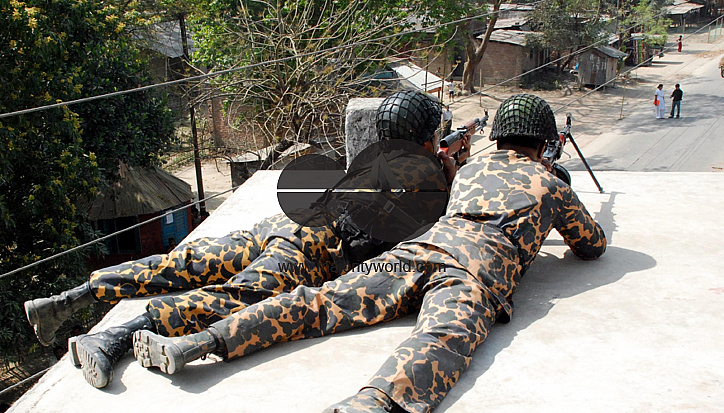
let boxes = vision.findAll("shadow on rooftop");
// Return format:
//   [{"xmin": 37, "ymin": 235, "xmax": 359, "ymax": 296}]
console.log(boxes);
[{"xmin": 438, "ymin": 244, "xmax": 657, "ymax": 411}]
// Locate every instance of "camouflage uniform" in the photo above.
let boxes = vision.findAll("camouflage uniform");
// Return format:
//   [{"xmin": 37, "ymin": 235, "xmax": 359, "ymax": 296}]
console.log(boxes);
[
  {"xmin": 201, "ymin": 150, "xmax": 607, "ymax": 413},
  {"xmin": 35, "ymin": 89, "xmax": 450, "ymax": 390},
  {"xmin": 89, "ymin": 213, "xmax": 350, "ymax": 337},
  {"xmin": 89, "ymin": 151, "xmax": 445, "ymax": 338}
]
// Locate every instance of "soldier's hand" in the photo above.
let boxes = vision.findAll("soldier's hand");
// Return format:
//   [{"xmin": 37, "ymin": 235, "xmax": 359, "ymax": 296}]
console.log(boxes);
[
  {"xmin": 437, "ymin": 150, "xmax": 457, "ymax": 184},
  {"xmin": 541, "ymin": 158, "xmax": 554, "ymax": 173},
  {"xmin": 456, "ymin": 134, "xmax": 472, "ymax": 165}
]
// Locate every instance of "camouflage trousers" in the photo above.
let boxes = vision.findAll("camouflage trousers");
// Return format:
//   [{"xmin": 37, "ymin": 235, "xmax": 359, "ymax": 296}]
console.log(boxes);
[
  {"xmin": 212, "ymin": 243, "xmax": 510, "ymax": 413},
  {"xmin": 89, "ymin": 214, "xmax": 349, "ymax": 337}
]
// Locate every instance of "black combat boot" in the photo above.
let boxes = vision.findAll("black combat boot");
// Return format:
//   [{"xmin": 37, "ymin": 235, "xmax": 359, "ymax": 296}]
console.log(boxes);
[
  {"xmin": 68, "ymin": 313, "xmax": 154, "ymax": 388},
  {"xmin": 323, "ymin": 388, "xmax": 402, "ymax": 413},
  {"xmin": 24, "ymin": 282, "xmax": 96, "ymax": 346},
  {"xmin": 133, "ymin": 327, "xmax": 222, "ymax": 375}
]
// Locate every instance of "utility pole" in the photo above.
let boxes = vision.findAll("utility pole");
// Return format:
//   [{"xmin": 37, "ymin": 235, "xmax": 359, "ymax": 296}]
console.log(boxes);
[
  {"xmin": 179, "ymin": 14, "xmax": 206, "ymax": 215},
  {"xmin": 424, "ymin": 52, "xmax": 429, "ymax": 94},
  {"xmin": 619, "ymin": 76, "xmax": 626, "ymax": 120}
]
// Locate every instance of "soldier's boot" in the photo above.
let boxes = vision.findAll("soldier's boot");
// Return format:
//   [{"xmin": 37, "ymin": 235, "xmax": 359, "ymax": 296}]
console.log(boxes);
[
  {"xmin": 24, "ymin": 282, "xmax": 96, "ymax": 347},
  {"xmin": 133, "ymin": 327, "xmax": 223, "ymax": 375},
  {"xmin": 323, "ymin": 388, "xmax": 402, "ymax": 413},
  {"xmin": 68, "ymin": 313, "xmax": 154, "ymax": 389}
]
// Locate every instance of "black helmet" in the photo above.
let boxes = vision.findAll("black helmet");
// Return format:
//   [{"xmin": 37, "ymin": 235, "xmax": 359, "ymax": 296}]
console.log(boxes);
[
  {"xmin": 489, "ymin": 94, "xmax": 558, "ymax": 143},
  {"xmin": 376, "ymin": 90, "xmax": 441, "ymax": 145}
]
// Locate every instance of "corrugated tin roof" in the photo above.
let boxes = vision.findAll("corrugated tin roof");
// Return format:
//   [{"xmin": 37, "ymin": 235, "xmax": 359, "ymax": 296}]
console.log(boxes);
[
  {"xmin": 134, "ymin": 21, "xmax": 195, "ymax": 58},
  {"xmin": 83, "ymin": 164, "xmax": 193, "ymax": 220},
  {"xmin": 595, "ymin": 45, "xmax": 628, "ymax": 59},
  {"xmin": 500, "ymin": 3, "xmax": 536, "ymax": 11},
  {"xmin": 494, "ymin": 17, "xmax": 530, "ymax": 30},
  {"xmin": 666, "ymin": 0, "xmax": 704, "ymax": 15},
  {"xmin": 230, "ymin": 142, "xmax": 312, "ymax": 163},
  {"xmin": 631, "ymin": 32, "xmax": 665, "ymax": 40},
  {"xmin": 389, "ymin": 62, "xmax": 445, "ymax": 93},
  {"xmin": 483, "ymin": 30, "xmax": 541, "ymax": 47}
]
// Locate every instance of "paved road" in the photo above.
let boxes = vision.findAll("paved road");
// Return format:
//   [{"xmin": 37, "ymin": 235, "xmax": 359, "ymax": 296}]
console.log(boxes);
[{"xmin": 561, "ymin": 52, "xmax": 724, "ymax": 173}]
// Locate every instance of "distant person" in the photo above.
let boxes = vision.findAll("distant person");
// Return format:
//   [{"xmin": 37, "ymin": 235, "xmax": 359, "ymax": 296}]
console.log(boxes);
[
  {"xmin": 448, "ymin": 80, "xmax": 455, "ymax": 103},
  {"xmin": 442, "ymin": 104, "xmax": 453, "ymax": 137},
  {"xmin": 654, "ymin": 84, "xmax": 666, "ymax": 119},
  {"xmin": 677, "ymin": 35, "xmax": 682, "ymax": 53},
  {"xmin": 669, "ymin": 83, "xmax": 683, "ymax": 118}
]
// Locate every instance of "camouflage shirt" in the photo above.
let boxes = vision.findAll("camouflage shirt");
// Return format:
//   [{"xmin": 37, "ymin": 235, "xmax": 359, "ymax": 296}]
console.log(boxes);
[{"xmin": 407, "ymin": 149, "xmax": 607, "ymax": 316}]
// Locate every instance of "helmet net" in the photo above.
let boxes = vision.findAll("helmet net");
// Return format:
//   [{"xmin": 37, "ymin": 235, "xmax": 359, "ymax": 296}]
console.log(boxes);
[
  {"xmin": 489, "ymin": 94, "xmax": 558, "ymax": 143},
  {"xmin": 376, "ymin": 90, "xmax": 441, "ymax": 145}
]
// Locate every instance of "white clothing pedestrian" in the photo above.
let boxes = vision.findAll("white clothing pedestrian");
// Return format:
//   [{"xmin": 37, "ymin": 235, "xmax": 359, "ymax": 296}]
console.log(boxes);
[{"xmin": 654, "ymin": 84, "xmax": 666, "ymax": 118}]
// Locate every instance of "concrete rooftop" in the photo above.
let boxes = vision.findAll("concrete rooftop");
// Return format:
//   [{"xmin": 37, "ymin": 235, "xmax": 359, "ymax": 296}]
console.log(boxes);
[{"xmin": 10, "ymin": 168, "xmax": 724, "ymax": 412}]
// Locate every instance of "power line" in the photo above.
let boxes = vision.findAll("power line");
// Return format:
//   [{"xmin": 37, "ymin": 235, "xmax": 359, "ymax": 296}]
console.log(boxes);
[
  {"xmin": 0, "ymin": 1, "xmax": 548, "ymax": 120},
  {"xmin": 0, "ymin": 185, "xmax": 240, "ymax": 281},
  {"xmin": 552, "ymin": 16, "xmax": 724, "ymax": 113},
  {"xmin": 0, "ymin": 367, "xmax": 50, "ymax": 397},
  {"xmin": 455, "ymin": 3, "xmax": 679, "ymax": 107},
  {"xmin": 0, "ymin": 2, "xmax": 699, "ymax": 279}
]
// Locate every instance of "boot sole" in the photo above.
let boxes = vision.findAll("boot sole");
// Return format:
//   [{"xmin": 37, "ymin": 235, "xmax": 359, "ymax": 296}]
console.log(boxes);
[
  {"xmin": 69, "ymin": 335, "xmax": 113, "ymax": 388},
  {"xmin": 68, "ymin": 336, "xmax": 81, "ymax": 366},
  {"xmin": 133, "ymin": 330, "xmax": 184, "ymax": 375},
  {"xmin": 24, "ymin": 300, "xmax": 55, "ymax": 347}
]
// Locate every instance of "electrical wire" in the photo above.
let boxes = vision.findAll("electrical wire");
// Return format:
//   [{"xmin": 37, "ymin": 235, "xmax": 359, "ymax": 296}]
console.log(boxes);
[
  {"xmin": 455, "ymin": 3, "xmax": 682, "ymax": 107},
  {"xmin": 1, "ymin": 3, "xmax": 716, "ymax": 279},
  {"xmin": 0, "ymin": 1, "xmax": 548, "ymax": 120},
  {"xmin": 0, "ymin": 367, "xmax": 50, "ymax": 397},
  {"xmin": 0, "ymin": 184, "xmax": 241, "ymax": 280}
]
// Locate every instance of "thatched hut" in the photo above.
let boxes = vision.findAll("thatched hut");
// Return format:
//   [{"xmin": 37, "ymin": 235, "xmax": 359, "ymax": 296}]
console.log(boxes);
[{"xmin": 84, "ymin": 163, "xmax": 194, "ymax": 268}]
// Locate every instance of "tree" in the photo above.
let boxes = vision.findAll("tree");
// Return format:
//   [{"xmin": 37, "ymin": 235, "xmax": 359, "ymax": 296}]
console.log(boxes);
[
  {"xmin": 188, "ymin": 0, "xmax": 424, "ymax": 156},
  {"xmin": 407, "ymin": 0, "xmax": 503, "ymax": 93},
  {"xmin": 461, "ymin": 0, "xmax": 503, "ymax": 92},
  {"xmin": 527, "ymin": 0, "xmax": 608, "ymax": 72},
  {"xmin": 0, "ymin": 0, "xmax": 175, "ymax": 360},
  {"xmin": 620, "ymin": 0, "xmax": 671, "ymax": 48}
]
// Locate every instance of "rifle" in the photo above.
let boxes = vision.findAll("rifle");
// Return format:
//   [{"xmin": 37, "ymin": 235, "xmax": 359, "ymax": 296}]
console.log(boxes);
[
  {"xmin": 543, "ymin": 113, "xmax": 604, "ymax": 193},
  {"xmin": 439, "ymin": 109, "xmax": 489, "ymax": 160}
]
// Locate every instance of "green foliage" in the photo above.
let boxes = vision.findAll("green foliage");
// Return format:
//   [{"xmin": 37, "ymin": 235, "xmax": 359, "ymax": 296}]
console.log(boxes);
[
  {"xmin": 0, "ymin": 0, "xmax": 174, "ymax": 359},
  {"xmin": 190, "ymin": 0, "xmax": 420, "ymax": 145},
  {"xmin": 403, "ymin": 0, "xmax": 506, "ymax": 92},
  {"xmin": 528, "ymin": 0, "xmax": 608, "ymax": 68},
  {"xmin": 622, "ymin": 0, "xmax": 671, "ymax": 47}
]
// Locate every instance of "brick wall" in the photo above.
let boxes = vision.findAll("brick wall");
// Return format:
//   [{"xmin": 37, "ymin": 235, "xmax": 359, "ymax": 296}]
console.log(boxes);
[
  {"xmin": 408, "ymin": 41, "xmax": 539, "ymax": 89},
  {"xmin": 478, "ymin": 42, "xmax": 533, "ymax": 85}
]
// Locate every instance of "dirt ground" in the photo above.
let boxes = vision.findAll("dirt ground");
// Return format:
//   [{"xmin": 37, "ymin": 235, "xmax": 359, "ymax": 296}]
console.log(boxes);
[
  {"xmin": 173, "ymin": 29, "xmax": 724, "ymax": 213},
  {"xmin": 170, "ymin": 158, "xmax": 235, "ymax": 213},
  {"xmin": 448, "ymin": 30, "xmax": 724, "ymax": 159}
]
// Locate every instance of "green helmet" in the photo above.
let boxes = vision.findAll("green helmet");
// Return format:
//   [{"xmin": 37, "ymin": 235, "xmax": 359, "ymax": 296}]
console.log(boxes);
[
  {"xmin": 376, "ymin": 90, "xmax": 441, "ymax": 145},
  {"xmin": 489, "ymin": 94, "xmax": 558, "ymax": 143}
]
